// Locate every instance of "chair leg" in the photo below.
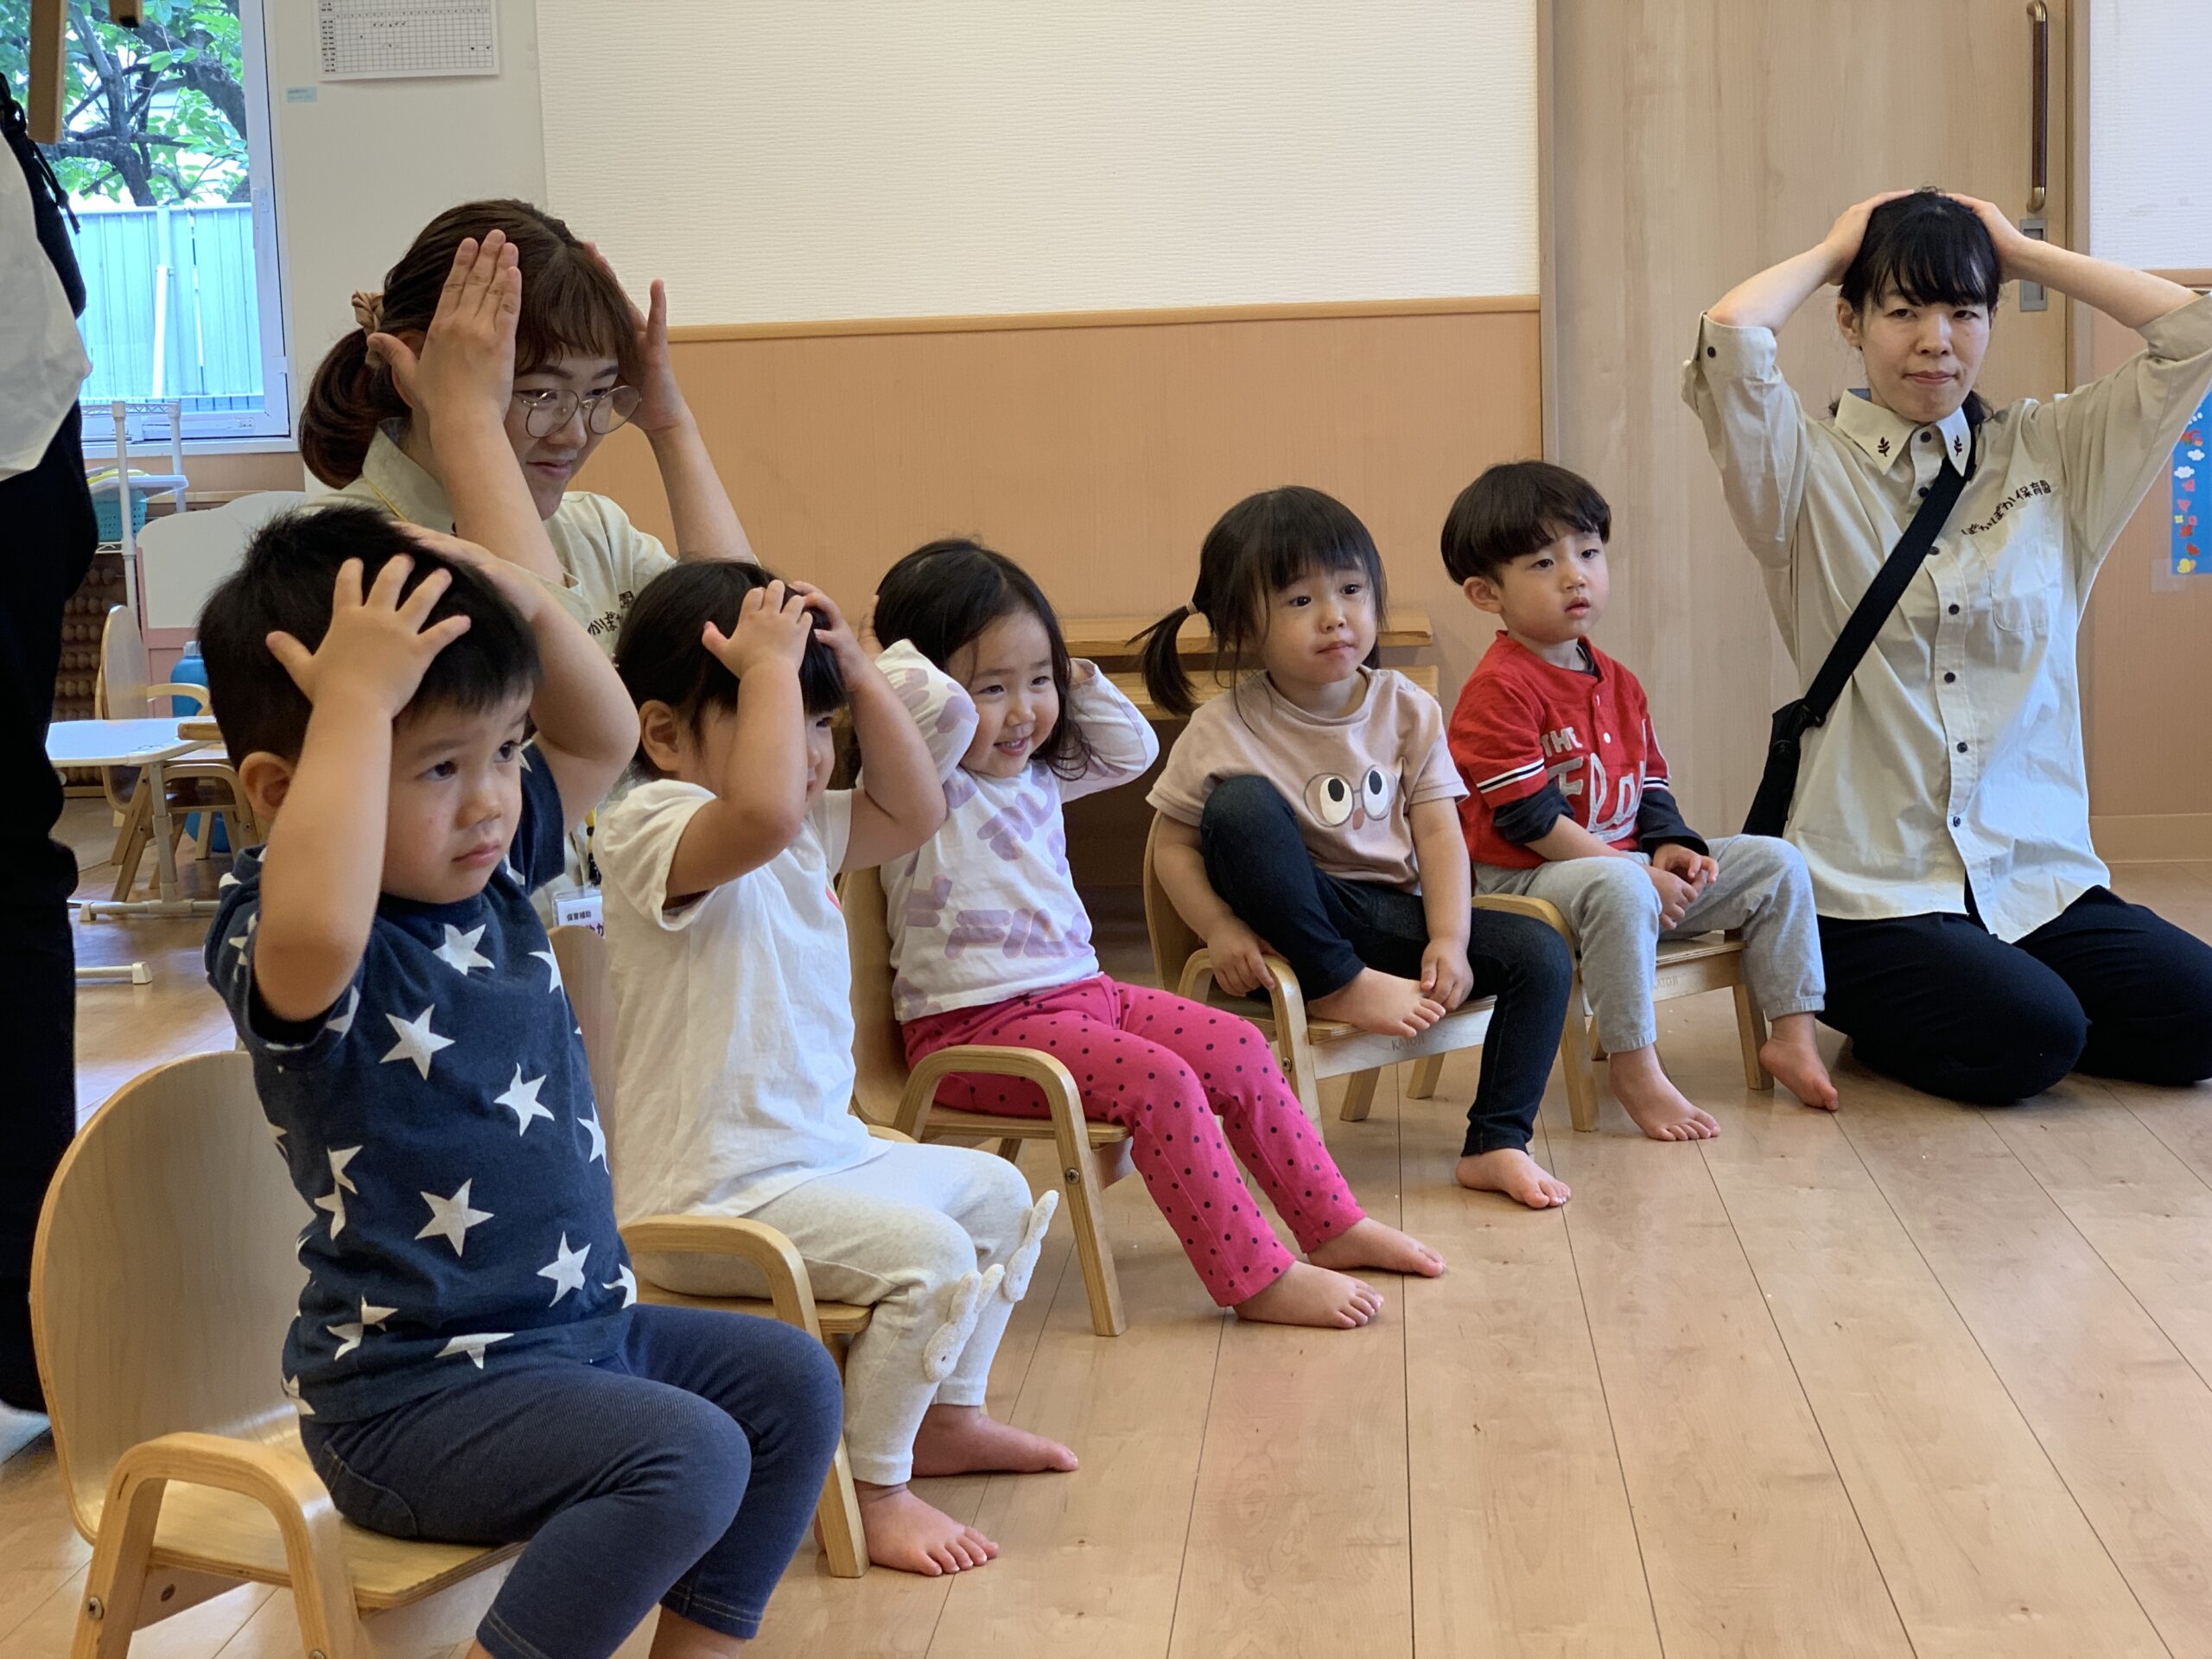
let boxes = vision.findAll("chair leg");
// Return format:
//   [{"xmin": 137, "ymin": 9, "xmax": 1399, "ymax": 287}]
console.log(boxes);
[
  {"xmin": 1282, "ymin": 1037, "xmax": 1324, "ymax": 1125},
  {"xmin": 996, "ymin": 1138, "xmax": 1024, "ymax": 1164},
  {"xmin": 110, "ymin": 790, "xmax": 151, "ymax": 903},
  {"xmin": 1560, "ymin": 979, "xmax": 1603, "ymax": 1134},
  {"xmin": 73, "ymin": 1470, "xmax": 163, "ymax": 1658},
  {"xmin": 1735, "ymin": 979, "xmax": 1773, "ymax": 1090},
  {"xmin": 812, "ymin": 1440, "xmax": 869, "ymax": 1578},
  {"xmin": 1338, "ymin": 1068, "xmax": 1379, "ymax": 1123},
  {"xmin": 1406, "ymin": 1052, "xmax": 1446, "ymax": 1100},
  {"xmin": 1043, "ymin": 1087, "xmax": 1125, "ymax": 1338}
]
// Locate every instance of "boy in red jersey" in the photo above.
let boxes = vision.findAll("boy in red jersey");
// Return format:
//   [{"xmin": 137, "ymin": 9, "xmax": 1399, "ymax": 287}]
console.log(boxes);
[{"xmin": 1443, "ymin": 462, "xmax": 1835, "ymax": 1139}]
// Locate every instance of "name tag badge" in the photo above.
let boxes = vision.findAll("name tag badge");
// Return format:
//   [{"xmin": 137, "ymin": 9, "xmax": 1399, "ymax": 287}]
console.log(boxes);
[{"xmin": 554, "ymin": 887, "xmax": 605, "ymax": 934}]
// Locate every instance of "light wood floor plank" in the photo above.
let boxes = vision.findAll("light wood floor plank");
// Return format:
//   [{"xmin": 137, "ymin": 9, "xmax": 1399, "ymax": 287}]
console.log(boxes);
[
  {"xmin": 1542, "ymin": 1028, "xmax": 1913, "ymax": 1659},
  {"xmin": 1840, "ymin": 1067, "xmax": 2212, "ymax": 1653},
  {"xmin": 0, "ymin": 1564, "xmax": 271, "ymax": 1659},
  {"xmin": 1164, "ymin": 1074, "xmax": 1413, "ymax": 1659},
  {"xmin": 1399, "ymin": 1052, "xmax": 1662, "ymax": 1659},
  {"xmin": 1679, "ymin": 1039, "xmax": 2168, "ymax": 1659}
]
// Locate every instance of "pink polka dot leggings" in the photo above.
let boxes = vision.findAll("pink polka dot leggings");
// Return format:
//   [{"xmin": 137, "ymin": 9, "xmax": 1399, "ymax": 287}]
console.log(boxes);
[{"xmin": 900, "ymin": 974, "xmax": 1364, "ymax": 1306}]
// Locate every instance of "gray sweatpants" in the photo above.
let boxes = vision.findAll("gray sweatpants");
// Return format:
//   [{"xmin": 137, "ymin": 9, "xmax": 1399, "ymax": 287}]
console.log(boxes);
[{"xmin": 1474, "ymin": 835, "xmax": 1824, "ymax": 1053}]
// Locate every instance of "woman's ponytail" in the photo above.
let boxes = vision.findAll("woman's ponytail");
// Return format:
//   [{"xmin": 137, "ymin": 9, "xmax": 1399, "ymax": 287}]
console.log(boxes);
[
  {"xmin": 298, "ymin": 325, "xmax": 404, "ymax": 488},
  {"xmin": 1136, "ymin": 603, "xmax": 1198, "ymax": 717}
]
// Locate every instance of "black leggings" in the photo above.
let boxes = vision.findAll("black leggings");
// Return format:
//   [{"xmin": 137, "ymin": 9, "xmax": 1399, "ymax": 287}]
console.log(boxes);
[
  {"xmin": 1198, "ymin": 776, "xmax": 1573, "ymax": 1156},
  {"xmin": 1818, "ymin": 886, "xmax": 2212, "ymax": 1104}
]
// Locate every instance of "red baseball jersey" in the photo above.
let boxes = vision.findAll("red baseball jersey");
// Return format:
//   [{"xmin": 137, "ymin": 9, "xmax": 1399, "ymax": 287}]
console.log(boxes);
[{"xmin": 1447, "ymin": 632, "xmax": 1677, "ymax": 868}]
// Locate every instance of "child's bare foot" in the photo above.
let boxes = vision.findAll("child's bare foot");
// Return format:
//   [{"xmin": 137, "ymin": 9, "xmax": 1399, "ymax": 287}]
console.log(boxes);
[
  {"xmin": 1609, "ymin": 1046, "xmax": 1719, "ymax": 1141},
  {"xmin": 1761, "ymin": 1015, "xmax": 1839, "ymax": 1110},
  {"xmin": 1234, "ymin": 1261, "xmax": 1382, "ymax": 1329},
  {"xmin": 1307, "ymin": 1216, "xmax": 1446, "ymax": 1277},
  {"xmin": 1454, "ymin": 1147, "xmax": 1572, "ymax": 1208},
  {"xmin": 855, "ymin": 1482, "xmax": 1000, "ymax": 1576},
  {"xmin": 1308, "ymin": 968, "xmax": 1446, "ymax": 1038},
  {"xmin": 910, "ymin": 1404, "xmax": 1077, "ymax": 1478}
]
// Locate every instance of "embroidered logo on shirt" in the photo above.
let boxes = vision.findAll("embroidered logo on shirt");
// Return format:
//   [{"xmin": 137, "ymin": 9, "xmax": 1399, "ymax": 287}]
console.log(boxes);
[
  {"xmin": 1877, "ymin": 436, "xmax": 1891, "ymax": 456},
  {"xmin": 1960, "ymin": 479, "xmax": 2052, "ymax": 537}
]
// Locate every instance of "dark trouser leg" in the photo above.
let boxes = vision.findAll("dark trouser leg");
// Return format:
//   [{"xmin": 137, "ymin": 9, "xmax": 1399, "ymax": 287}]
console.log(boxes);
[
  {"xmin": 302, "ymin": 1306, "xmax": 843, "ymax": 1656},
  {"xmin": 0, "ymin": 404, "xmax": 95, "ymax": 1412},
  {"xmin": 1817, "ymin": 909, "xmax": 2088, "ymax": 1104},
  {"xmin": 1198, "ymin": 775, "xmax": 1376, "ymax": 997},
  {"xmin": 1459, "ymin": 910, "xmax": 1574, "ymax": 1155},
  {"xmin": 2017, "ymin": 887, "xmax": 2212, "ymax": 1087}
]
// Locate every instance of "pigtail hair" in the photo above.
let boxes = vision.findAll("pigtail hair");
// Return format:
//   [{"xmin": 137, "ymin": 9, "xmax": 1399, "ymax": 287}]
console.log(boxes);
[
  {"xmin": 1135, "ymin": 604, "xmax": 1198, "ymax": 717},
  {"xmin": 299, "ymin": 327, "xmax": 402, "ymax": 488}
]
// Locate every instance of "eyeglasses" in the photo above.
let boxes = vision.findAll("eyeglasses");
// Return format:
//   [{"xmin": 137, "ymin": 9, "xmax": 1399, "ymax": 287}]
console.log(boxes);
[{"xmin": 512, "ymin": 385, "xmax": 642, "ymax": 438}]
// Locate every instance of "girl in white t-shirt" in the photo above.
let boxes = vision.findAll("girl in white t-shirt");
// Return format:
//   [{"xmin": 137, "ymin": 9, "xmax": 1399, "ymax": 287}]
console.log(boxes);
[
  {"xmin": 879, "ymin": 539, "xmax": 1445, "ymax": 1333},
  {"xmin": 595, "ymin": 561, "xmax": 1072, "ymax": 1580},
  {"xmin": 1140, "ymin": 487, "xmax": 1576, "ymax": 1210}
]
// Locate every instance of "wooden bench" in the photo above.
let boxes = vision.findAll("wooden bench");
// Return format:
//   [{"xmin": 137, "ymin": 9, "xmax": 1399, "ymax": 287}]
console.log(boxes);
[
  {"xmin": 1107, "ymin": 663, "xmax": 1438, "ymax": 723},
  {"xmin": 1062, "ymin": 607, "xmax": 1433, "ymax": 663}
]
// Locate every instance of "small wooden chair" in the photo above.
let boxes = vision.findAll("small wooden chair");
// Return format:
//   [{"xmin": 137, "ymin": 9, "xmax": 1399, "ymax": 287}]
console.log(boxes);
[
  {"xmin": 95, "ymin": 604, "xmax": 257, "ymax": 896},
  {"xmin": 839, "ymin": 867, "xmax": 1131, "ymax": 1338},
  {"xmin": 1554, "ymin": 930, "xmax": 1772, "ymax": 1132},
  {"xmin": 31, "ymin": 1050, "xmax": 528, "ymax": 1657},
  {"xmin": 1140, "ymin": 815, "xmax": 1565, "ymax": 1124},
  {"xmin": 550, "ymin": 924, "xmax": 874, "ymax": 1579}
]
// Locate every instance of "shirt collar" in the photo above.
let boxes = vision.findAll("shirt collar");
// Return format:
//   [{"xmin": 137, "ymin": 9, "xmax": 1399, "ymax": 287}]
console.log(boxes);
[
  {"xmin": 358, "ymin": 421, "xmax": 457, "ymax": 530},
  {"xmin": 1833, "ymin": 390, "xmax": 1974, "ymax": 476}
]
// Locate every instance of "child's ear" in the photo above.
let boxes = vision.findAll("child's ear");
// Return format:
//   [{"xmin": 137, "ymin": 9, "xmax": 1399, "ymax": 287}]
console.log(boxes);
[
  {"xmin": 238, "ymin": 752, "xmax": 295, "ymax": 823},
  {"xmin": 637, "ymin": 701, "xmax": 685, "ymax": 773},
  {"xmin": 1461, "ymin": 575, "xmax": 1506, "ymax": 617}
]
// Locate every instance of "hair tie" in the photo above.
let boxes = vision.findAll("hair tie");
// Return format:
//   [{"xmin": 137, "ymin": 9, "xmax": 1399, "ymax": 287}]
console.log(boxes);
[{"xmin": 351, "ymin": 289, "xmax": 384, "ymax": 333}]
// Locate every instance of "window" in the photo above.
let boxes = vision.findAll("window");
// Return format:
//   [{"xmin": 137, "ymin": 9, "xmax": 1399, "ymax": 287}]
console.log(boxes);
[{"xmin": 2, "ymin": 0, "xmax": 287, "ymax": 442}]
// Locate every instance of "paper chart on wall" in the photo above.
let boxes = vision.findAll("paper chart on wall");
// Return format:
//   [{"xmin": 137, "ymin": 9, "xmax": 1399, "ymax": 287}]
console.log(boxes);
[
  {"xmin": 2175, "ymin": 395, "xmax": 2206, "ymax": 576},
  {"xmin": 317, "ymin": 0, "xmax": 499, "ymax": 81}
]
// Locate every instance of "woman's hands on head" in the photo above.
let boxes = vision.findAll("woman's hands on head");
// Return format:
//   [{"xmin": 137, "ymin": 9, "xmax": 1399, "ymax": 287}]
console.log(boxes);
[
  {"xmin": 1818, "ymin": 191, "xmax": 1915, "ymax": 283},
  {"xmin": 367, "ymin": 232, "xmax": 519, "ymax": 434},
  {"xmin": 584, "ymin": 242, "xmax": 690, "ymax": 437}
]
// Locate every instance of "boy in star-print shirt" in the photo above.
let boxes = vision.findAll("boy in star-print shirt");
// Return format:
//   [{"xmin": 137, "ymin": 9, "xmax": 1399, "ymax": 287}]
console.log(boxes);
[{"xmin": 193, "ymin": 232, "xmax": 839, "ymax": 1659}]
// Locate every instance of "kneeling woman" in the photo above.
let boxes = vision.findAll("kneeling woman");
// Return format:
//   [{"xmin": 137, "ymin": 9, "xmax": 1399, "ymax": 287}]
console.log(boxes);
[{"xmin": 1686, "ymin": 188, "xmax": 2212, "ymax": 1103}]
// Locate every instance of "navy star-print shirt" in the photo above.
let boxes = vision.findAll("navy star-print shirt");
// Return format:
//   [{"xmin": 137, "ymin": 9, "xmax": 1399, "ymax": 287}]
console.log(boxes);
[{"xmin": 206, "ymin": 757, "xmax": 633, "ymax": 1423}]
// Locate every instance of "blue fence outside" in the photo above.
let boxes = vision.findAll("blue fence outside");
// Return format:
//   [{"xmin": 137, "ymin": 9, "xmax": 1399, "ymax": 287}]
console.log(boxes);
[{"xmin": 73, "ymin": 203, "xmax": 264, "ymax": 412}]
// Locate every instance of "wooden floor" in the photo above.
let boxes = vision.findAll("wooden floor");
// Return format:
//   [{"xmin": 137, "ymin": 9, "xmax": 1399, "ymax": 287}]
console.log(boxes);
[{"xmin": 9, "ymin": 804, "xmax": 2212, "ymax": 1658}]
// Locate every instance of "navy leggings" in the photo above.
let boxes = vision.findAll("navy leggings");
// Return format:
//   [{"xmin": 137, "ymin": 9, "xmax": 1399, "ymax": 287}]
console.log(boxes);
[
  {"xmin": 302, "ymin": 1306, "xmax": 843, "ymax": 1658},
  {"xmin": 1818, "ymin": 885, "xmax": 2212, "ymax": 1104},
  {"xmin": 1198, "ymin": 776, "xmax": 1573, "ymax": 1156}
]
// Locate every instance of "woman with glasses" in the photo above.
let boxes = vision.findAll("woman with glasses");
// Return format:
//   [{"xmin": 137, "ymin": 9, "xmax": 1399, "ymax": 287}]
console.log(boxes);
[{"xmin": 300, "ymin": 198, "xmax": 753, "ymax": 656}]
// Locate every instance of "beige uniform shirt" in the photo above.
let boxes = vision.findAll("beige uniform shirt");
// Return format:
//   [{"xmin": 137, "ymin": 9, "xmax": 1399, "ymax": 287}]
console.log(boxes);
[
  {"xmin": 1148, "ymin": 667, "xmax": 1466, "ymax": 893},
  {"xmin": 1682, "ymin": 295, "xmax": 2212, "ymax": 941},
  {"xmin": 333, "ymin": 423, "xmax": 676, "ymax": 656}
]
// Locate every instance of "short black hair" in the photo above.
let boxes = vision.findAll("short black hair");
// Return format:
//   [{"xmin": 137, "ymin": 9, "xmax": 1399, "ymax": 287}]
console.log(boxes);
[
  {"xmin": 199, "ymin": 503, "xmax": 541, "ymax": 766},
  {"xmin": 613, "ymin": 560, "xmax": 846, "ymax": 779},
  {"xmin": 1840, "ymin": 189, "xmax": 2002, "ymax": 316},
  {"xmin": 872, "ymin": 537, "xmax": 1092, "ymax": 780},
  {"xmin": 1441, "ymin": 461, "xmax": 1612, "ymax": 585}
]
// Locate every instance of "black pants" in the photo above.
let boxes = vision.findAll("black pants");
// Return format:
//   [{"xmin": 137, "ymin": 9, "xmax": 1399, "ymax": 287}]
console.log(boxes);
[
  {"xmin": 1198, "ymin": 775, "xmax": 1573, "ymax": 1156},
  {"xmin": 0, "ymin": 404, "xmax": 95, "ymax": 1410},
  {"xmin": 1818, "ymin": 886, "xmax": 2212, "ymax": 1105}
]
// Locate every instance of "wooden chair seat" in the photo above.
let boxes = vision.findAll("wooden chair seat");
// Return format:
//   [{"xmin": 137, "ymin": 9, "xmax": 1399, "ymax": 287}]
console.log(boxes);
[{"xmin": 632, "ymin": 1281, "xmax": 874, "ymax": 1339}]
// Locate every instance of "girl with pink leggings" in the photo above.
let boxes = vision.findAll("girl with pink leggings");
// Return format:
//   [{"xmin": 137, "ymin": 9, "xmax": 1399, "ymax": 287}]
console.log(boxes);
[{"xmin": 873, "ymin": 539, "xmax": 1445, "ymax": 1329}]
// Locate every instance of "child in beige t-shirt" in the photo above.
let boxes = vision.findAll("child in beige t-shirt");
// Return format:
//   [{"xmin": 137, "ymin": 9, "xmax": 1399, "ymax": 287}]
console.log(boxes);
[{"xmin": 1141, "ymin": 486, "xmax": 1575, "ymax": 1210}]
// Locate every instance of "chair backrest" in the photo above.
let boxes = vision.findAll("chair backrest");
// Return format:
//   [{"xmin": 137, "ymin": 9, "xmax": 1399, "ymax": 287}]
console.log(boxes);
[
  {"xmin": 137, "ymin": 489, "xmax": 308, "ymax": 634},
  {"xmin": 30, "ymin": 1051, "xmax": 308, "ymax": 1536},
  {"xmin": 549, "ymin": 924, "xmax": 616, "ymax": 1119},
  {"xmin": 1141, "ymin": 813, "xmax": 1204, "ymax": 994},
  {"xmin": 96, "ymin": 602, "xmax": 150, "ymax": 721},
  {"xmin": 839, "ymin": 866, "xmax": 912, "ymax": 1123}
]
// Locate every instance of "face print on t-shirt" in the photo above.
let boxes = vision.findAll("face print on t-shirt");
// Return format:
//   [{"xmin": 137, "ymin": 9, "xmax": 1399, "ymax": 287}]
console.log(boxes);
[{"xmin": 1301, "ymin": 764, "xmax": 1398, "ymax": 833}]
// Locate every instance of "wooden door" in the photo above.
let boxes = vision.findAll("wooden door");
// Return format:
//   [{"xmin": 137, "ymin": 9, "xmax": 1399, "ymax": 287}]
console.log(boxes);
[{"xmin": 1543, "ymin": 0, "xmax": 2070, "ymax": 828}]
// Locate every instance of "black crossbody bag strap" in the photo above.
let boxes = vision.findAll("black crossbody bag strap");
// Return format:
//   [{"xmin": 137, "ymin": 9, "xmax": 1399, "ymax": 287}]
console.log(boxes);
[{"xmin": 1741, "ymin": 430, "xmax": 1976, "ymax": 837}]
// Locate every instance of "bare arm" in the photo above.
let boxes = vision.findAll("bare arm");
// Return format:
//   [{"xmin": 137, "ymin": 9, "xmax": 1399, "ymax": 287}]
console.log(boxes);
[
  {"xmin": 1707, "ymin": 192, "xmax": 1910, "ymax": 332},
  {"xmin": 254, "ymin": 559, "xmax": 471, "ymax": 1022},
  {"xmin": 1153, "ymin": 814, "xmax": 1272, "ymax": 996},
  {"xmin": 1411, "ymin": 798, "xmax": 1473, "ymax": 1008},
  {"xmin": 798, "ymin": 586, "xmax": 947, "ymax": 870},
  {"xmin": 1524, "ymin": 817, "xmax": 1628, "ymax": 862},
  {"xmin": 661, "ymin": 582, "xmax": 816, "ymax": 905}
]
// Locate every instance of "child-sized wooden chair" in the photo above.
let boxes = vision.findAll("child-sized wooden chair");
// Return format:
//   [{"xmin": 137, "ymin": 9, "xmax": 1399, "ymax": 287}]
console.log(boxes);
[
  {"xmin": 839, "ymin": 867, "xmax": 1132, "ymax": 1338},
  {"xmin": 32, "ymin": 1050, "xmax": 529, "ymax": 1658},
  {"xmin": 550, "ymin": 924, "xmax": 875, "ymax": 1579},
  {"xmin": 1140, "ymin": 815, "xmax": 1566, "ymax": 1125},
  {"xmin": 1554, "ymin": 929, "xmax": 1772, "ymax": 1131}
]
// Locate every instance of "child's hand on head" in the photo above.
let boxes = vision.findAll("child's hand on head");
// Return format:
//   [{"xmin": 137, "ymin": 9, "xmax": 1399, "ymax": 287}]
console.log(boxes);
[
  {"xmin": 787, "ymin": 582, "xmax": 869, "ymax": 678},
  {"xmin": 369, "ymin": 231, "xmax": 519, "ymax": 432},
  {"xmin": 1419, "ymin": 938, "xmax": 1473, "ymax": 1011},
  {"xmin": 584, "ymin": 243, "xmax": 687, "ymax": 436},
  {"xmin": 704, "ymin": 579, "xmax": 812, "ymax": 680},
  {"xmin": 266, "ymin": 556, "xmax": 471, "ymax": 716}
]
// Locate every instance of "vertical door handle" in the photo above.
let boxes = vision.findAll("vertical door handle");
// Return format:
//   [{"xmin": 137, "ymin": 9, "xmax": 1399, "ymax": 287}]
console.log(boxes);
[{"xmin": 2026, "ymin": 1, "xmax": 2050, "ymax": 215}]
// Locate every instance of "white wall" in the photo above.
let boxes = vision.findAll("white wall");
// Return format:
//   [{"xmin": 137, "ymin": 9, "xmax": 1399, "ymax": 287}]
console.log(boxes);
[
  {"xmin": 265, "ymin": 0, "xmax": 549, "ymax": 434},
  {"xmin": 2088, "ymin": 0, "xmax": 2212, "ymax": 269},
  {"xmin": 537, "ymin": 1, "xmax": 1537, "ymax": 325}
]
